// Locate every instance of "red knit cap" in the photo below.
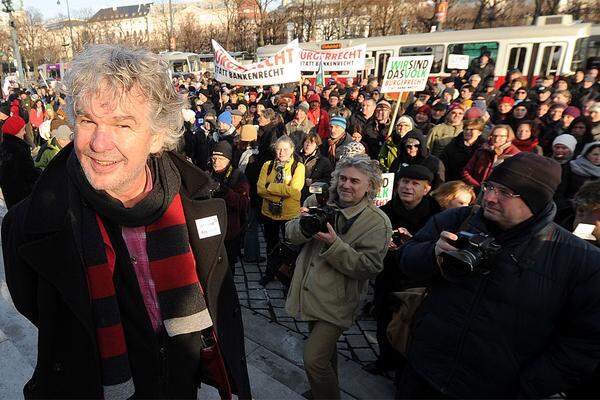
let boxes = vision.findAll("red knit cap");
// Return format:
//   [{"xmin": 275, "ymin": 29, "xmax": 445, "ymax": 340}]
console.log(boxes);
[
  {"xmin": 499, "ymin": 96, "xmax": 515, "ymax": 106},
  {"xmin": 2, "ymin": 115, "xmax": 26, "ymax": 135},
  {"xmin": 417, "ymin": 104, "xmax": 432, "ymax": 116},
  {"xmin": 308, "ymin": 94, "xmax": 321, "ymax": 103}
]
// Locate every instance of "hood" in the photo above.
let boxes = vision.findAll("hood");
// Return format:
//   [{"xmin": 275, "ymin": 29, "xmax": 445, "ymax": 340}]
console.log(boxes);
[{"xmin": 398, "ymin": 130, "xmax": 429, "ymax": 161}]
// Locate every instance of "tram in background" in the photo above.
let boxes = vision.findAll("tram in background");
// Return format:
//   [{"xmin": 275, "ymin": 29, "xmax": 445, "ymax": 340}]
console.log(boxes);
[
  {"xmin": 160, "ymin": 51, "xmax": 204, "ymax": 76},
  {"xmin": 256, "ymin": 15, "xmax": 600, "ymax": 87},
  {"xmin": 162, "ymin": 51, "xmax": 254, "ymax": 77}
]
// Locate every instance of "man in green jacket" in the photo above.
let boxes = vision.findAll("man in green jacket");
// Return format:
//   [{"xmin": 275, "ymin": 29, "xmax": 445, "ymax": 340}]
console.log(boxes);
[
  {"xmin": 426, "ymin": 105, "xmax": 464, "ymax": 157},
  {"xmin": 35, "ymin": 124, "xmax": 72, "ymax": 169},
  {"xmin": 285, "ymin": 154, "xmax": 392, "ymax": 400}
]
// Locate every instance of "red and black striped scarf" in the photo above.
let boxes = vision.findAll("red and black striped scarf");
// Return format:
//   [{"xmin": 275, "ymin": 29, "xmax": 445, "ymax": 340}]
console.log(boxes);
[{"xmin": 82, "ymin": 193, "xmax": 213, "ymax": 400}]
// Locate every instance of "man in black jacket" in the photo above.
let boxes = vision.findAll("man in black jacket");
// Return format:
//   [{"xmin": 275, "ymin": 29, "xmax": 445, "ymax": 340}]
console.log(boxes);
[
  {"xmin": 0, "ymin": 115, "xmax": 41, "ymax": 208},
  {"xmin": 439, "ymin": 118, "xmax": 486, "ymax": 181},
  {"xmin": 2, "ymin": 44, "xmax": 250, "ymax": 399},
  {"xmin": 368, "ymin": 165, "xmax": 441, "ymax": 376},
  {"xmin": 397, "ymin": 153, "xmax": 600, "ymax": 399}
]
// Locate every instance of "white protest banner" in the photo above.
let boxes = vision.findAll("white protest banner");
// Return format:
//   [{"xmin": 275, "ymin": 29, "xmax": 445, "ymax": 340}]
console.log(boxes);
[
  {"xmin": 447, "ymin": 54, "xmax": 470, "ymax": 70},
  {"xmin": 212, "ymin": 39, "xmax": 301, "ymax": 86},
  {"xmin": 375, "ymin": 173, "xmax": 395, "ymax": 204},
  {"xmin": 300, "ymin": 44, "xmax": 367, "ymax": 72},
  {"xmin": 380, "ymin": 55, "xmax": 434, "ymax": 93}
]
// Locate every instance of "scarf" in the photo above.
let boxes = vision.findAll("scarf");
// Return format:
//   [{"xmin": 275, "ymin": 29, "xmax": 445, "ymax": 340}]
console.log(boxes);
[
  {"xmin": 238, "ymin": 147, "xmax": 258, "ymax": 172},
  {"xmin": 512, "ymin": 137, "xmax": 539, "ymax": 153},
  {"xmin": 328, "ymin": 135, "xmax": 345, "ymax": 162},
  {"xmin": 569, "ymin": 156, "xmax": 600, "ymax": 178},
  {"xmin": 67, "ymin": 153, "xmax": 181, "ymax": 227},
  {"xmin": 274, "ymin": 161, "xmax": 285, "ymax": 183},
  {"xmin": 67, "ymin": 153, "xmax": 215, "ymax": 400}
]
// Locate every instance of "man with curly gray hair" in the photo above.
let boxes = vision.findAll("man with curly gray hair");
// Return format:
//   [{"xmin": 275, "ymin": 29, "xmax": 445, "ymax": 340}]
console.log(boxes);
[
  {"xmin": 2, "ymin": 44, "xmax": 251, "ymax": 399},
  {"xmin": 284, "ymin": 154, "xmax": 392, "ymax": 399}
]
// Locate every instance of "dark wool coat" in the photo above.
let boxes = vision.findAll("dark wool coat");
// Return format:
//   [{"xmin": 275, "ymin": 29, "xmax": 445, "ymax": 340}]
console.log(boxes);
[
  {"xmin": 398, "ymin": 205, "xmax": 600, "ymax": 399},
  {"xmin": 439, "ymin": 134, "xmax": 486, "ymax": 182},
  {"xmin": 0, "ymin": 134, "xmax": 41, "ymax": 208},
  {"xmin": 348, "ymin": 112, "xmax": 379, "ymax": 158},
  {"xmin": 298, "ymin": 150, "xmax": 333, "ymax": 202},
  {"xmin": 2, "ymin": 146, "xmax": 251, "ymax": 399},
  {"xmin": 211, "ymin": 167, "xmax": 250, "ymax": 240}
]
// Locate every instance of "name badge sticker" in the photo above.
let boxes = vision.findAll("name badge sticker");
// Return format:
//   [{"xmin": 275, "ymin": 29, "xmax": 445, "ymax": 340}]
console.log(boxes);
[{"xmin": 195, "ymin": 215, "xmax": 221, "ymax": 239}]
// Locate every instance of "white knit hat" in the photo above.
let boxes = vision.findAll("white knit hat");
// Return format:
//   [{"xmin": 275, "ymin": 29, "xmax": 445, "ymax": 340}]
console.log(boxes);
[{"xmin": 552, "ymin": 134, "xmax": 577, "ymax": 153}]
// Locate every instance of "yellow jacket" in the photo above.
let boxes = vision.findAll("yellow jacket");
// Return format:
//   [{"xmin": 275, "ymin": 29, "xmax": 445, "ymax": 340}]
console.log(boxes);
[{"xmin": 257, "ymin": 157, "xmax": 305, "ymax": 220}]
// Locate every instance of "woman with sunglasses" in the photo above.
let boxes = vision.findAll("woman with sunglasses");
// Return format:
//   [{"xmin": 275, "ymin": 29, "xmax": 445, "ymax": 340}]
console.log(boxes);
[{"xmin": 389, "ymin": 130, "xmax": 445, "ymax": 189}]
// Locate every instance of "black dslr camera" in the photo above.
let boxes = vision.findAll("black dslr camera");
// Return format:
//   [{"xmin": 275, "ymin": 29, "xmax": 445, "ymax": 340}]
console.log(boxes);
[
  {"xmin": 299, "ymin": 182, "xmax": 338, "ymax": 236},
  {"xmin": 441, "ymin": 231, "xmax": 501, "ymax": 279}
]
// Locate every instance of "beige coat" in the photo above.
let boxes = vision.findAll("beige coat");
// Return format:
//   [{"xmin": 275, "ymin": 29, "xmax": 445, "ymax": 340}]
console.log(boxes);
[
  {"xmin": 285, "ymin": 196, "xmax": 392, "ymax": 329},
  {"xmin": 426, "ymin": 122, "xmax": 463, "ymax": 157}
]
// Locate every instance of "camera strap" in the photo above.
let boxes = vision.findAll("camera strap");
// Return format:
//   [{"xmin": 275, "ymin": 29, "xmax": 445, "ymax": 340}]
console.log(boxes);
[
  {"xmin": 266, "ymin": 159, "xmax": 299, "ymax": 204},
  {"xmin": 458, "ymin": 205, "xmax": 481, "ymax": 232}
]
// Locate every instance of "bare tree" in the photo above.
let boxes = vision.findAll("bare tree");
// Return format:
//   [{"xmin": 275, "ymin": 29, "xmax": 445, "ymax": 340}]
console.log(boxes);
[{"xmin": 16, "ymin": 8, "xmax": 50, "ymax": 78}]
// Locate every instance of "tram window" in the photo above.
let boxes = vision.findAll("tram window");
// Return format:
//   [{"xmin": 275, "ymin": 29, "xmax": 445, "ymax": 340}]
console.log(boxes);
[
  {"xmin": 377, "ymin": 53, "xmax": 391, "ymax": 78},
  {"xmin": 571, "ymin": 38, "xmax": 587, "ymax": 71},
  {"xmin": 445, "ymin": 41, "xmax": 499, "ymax": 72},
  {"xmin": 508, "ymin": 47, "xmax": 527, "ymax": 72},
  {"xmin": 586, "ymin": 36, "xmax": 600, "ymax": 67},
  {"xmin": 171, "ymin": 61, "xmax": 188, "ymax": 73},
  {"xmin": 540, "ymin": 45, "xmax": 563, "ymax": 75},
  {"xmin": 399, "ymin": 45, "xmax": 444, "ymax": 73}
]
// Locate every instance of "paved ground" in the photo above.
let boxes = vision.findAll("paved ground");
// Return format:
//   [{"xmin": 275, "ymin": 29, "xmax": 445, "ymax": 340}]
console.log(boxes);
[{"xmin": 0, "ymin": 201, "xmax": 394, "ymax": 399}]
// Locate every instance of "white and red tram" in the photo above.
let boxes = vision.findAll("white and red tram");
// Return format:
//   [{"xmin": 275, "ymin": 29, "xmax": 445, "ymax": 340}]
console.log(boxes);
[{"xmin": 256, "ymin": 15, "xmax": 600, "ymax": 87}]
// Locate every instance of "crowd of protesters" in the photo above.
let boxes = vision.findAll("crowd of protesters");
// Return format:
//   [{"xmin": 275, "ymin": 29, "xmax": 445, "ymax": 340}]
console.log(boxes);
[{"xmin": 1, "ymin": 47, "xmax": 600, "ymax": 400}]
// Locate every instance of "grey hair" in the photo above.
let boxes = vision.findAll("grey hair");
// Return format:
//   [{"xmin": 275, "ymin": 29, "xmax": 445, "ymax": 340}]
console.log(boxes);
[
  {"xmin": 589, "ymin": 102, "xmax": 600, "ymax": 114},
  {"xmin": 273, "ymin": 135, "xmax": 295, "ymax": 152},
  {"xmin": 329, "ymin": 154, "xmax": 383, "ymax": 201},
  {"xmin": 63, "ymin": 44, "xmax": 185, "ymax": 152}
]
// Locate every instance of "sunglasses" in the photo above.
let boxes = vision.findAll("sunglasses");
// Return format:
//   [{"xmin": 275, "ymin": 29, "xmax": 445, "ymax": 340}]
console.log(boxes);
[{"xmin": 405, "ymin": 144, "xmax": 419, "ymax": 149}]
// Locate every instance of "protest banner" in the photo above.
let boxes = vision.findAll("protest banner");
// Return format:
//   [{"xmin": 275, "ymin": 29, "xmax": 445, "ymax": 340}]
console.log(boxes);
[
  {"xmin": 375, "ymin": 173, "xmax": 395, "ymax": 204},
  {"xmin": 380, "ymin": 55, "xmax": 434, "ymax": 93},
  {"xmin": 381, "ymin": 55, "xmax": 434, "ymax": 142},
  {"xmin": 300, "ymin": 44, "xmax": 367, "ymax": 72},
  {"xmin": 212, "ymin": 39, "xmax": 301, "ymax": 86},
  {"xmin": 447, "ymin": 54, "xmax": 470, "ymax": 70}
]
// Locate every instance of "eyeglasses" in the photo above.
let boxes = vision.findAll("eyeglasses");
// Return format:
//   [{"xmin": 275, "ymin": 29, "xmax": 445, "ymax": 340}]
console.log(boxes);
[
  {"xmin": 405, "ymin": 144, "xmax": 419, "ymax": 149},
  {"xmin": 481, "ymin": 182, "xmax": 520, "ymax": 199}
]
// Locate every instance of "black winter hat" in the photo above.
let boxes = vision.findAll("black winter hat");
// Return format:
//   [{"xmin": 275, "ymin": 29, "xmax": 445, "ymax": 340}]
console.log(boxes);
[
  {"xmin": 396, "ymin": 164, "xmax": 434, "ymax": 183},
  {"xmin": 212, "ymin": 140, "xmax": 233, "ymax": 160},
  {"xmin": 486, "ymin": 152, "xmax": 561, "ymax": 214}
]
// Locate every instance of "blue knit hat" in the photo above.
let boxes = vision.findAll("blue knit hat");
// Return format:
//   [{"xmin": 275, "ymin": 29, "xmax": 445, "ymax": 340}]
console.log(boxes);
[
  {"xmin": 330, "ymin": 115, "xmax": 347, "ymax": 130},
  {"xmin": 218, "ymin": 111, "xmax": 232, "ymax": 126}
]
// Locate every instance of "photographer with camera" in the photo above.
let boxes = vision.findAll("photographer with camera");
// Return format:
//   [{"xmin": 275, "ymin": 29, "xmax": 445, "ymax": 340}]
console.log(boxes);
[
  {"xmin": 366, "ymin": 165, "xmax": 441, "ymax": 376},
  {"xmin": 396, "ymin": 152, "xmax": 600, "ymax": 399},
  {"xmin": 284, "ymin": 155, "xmax": 392, "ymax": 400}
]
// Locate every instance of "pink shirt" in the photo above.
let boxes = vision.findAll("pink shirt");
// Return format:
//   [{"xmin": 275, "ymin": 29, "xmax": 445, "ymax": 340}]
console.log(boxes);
[{"xmin": 121, "ymin": 167, "xmax": 163, "ymax": 332}]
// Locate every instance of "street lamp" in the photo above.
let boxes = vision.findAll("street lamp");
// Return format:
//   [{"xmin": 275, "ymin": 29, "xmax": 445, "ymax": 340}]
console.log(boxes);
[
  {"xmin": 57, "ymin": 0, "xmax": 75, "ymax": 57},
  {"xmin": 1, "ymin": 0, "xmax": 26, "ymax": 84}
]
